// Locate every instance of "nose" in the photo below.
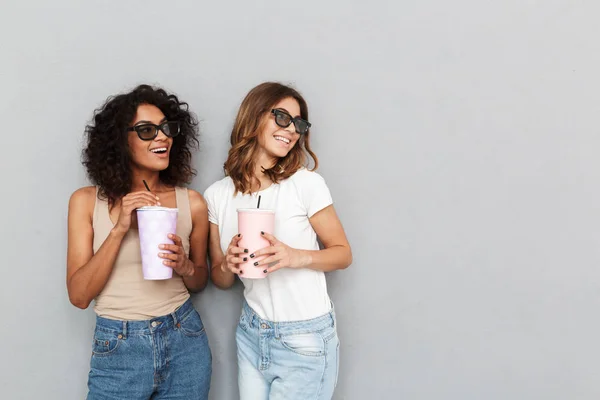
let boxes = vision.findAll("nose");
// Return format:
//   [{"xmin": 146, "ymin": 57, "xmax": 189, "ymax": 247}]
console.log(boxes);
[
  {"xmin": 284, "ymin": 122, "xmax": 296, "ymax": 134},
  {"xmin": 155, "ymin": 128, "xmax": 169, "ymax": 141}
]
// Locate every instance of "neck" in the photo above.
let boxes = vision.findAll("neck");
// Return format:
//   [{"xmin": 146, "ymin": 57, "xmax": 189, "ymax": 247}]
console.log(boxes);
[
  {"xmin": 130, "ymin": 168, "xmax": 161, "ymax": 193},
  {"xmin": 252, "ymin": 149, "xmax": 277, "ymax": 191}
]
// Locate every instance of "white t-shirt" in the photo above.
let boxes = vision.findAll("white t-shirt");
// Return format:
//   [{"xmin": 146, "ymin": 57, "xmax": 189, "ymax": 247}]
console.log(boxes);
[{"xmin": 204, "ymin": 168, "xmax": 333, "ymax": 322}]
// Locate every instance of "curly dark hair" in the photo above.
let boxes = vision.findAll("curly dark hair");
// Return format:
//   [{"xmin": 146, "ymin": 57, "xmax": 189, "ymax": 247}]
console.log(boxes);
[{"xmin": 82, "ymin": 84, "xmax": 199, "ymax": 205}]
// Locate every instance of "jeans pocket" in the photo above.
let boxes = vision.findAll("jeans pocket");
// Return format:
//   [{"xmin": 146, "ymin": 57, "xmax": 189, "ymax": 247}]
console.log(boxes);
[
  {"xmin": 280, "ymin": 332, "xmax": 325, "ymax": 357},
  {"xmin": 92, "ymin": 330, "xmax": 121, "ymax": 357},
  {"xmin": 320, "ymin": 324, "xmax": 337, "ymax": 343},
  {"xmin": 179, "ymin": 310, "xmax": 206, "ymax": 337}
]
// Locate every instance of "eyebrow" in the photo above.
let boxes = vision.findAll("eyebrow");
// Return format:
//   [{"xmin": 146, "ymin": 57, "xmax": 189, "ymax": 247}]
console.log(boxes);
[
  {"xmin": 134, "ymin": 117, "xmax": 168, "ymax": 126},
  {"xmin": 275, "ymin": 108, "xmax": 302, "ymax": 119}
]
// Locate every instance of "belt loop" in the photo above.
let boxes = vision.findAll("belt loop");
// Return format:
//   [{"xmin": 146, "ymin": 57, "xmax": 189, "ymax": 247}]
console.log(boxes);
[
  {"xmin": 122, "ymin": 321, "xmax": 127, "ymax": 339},
  {"xmin": 171, "ymin": 309, "xmax": 179, "ymax": 329},
  {"xmin": 330, "ymin": 301, "xmax": 336, "ymax": 327}
]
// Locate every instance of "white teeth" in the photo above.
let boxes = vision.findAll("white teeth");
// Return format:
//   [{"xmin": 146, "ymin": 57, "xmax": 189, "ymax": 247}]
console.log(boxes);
[
  {"xmin": 151, "ymin": 148, "xmax": 167, "ymax": 153},
  {"xmin": 274, "ymin": 136, "xmax": 290, "ymax": 144}
]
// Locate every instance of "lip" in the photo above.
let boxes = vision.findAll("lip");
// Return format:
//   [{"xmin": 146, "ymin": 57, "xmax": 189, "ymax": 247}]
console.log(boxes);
[
  {"xmin": 149, "ymin": 146, "xmax": 170, "ymax": 158},
  {"xmin": 273, "ymin": 134, "xmax": 292, "ymax": 146}
]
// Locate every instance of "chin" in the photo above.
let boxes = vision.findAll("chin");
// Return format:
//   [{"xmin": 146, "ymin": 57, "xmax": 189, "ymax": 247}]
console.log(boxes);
[
  {"xmin": 144, "ymin": 161, "xmax": 170, "ymax": 172},
  {"xmin": 157, "ymin": 162, "xmax": 170, "ymax": 171},
  {"xmin": 268, "ymin": 147, "xmax": 291, "ymax": 159},
  {"xmin": 275, "ymin": 152, "xmax": 290, "ymax": 159}
]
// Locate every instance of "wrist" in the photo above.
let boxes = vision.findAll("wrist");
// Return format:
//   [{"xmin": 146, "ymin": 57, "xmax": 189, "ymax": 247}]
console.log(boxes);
[
  {"xmin": 219, "ymin": 260, "xmax": 233, "ymax": 275},
  {"xmin": 109, "ymin": 227, "xmax": 127, "ymax": 239},
  {"xmin": 185, "ymin": 259, "xmax": 195, "ymax": 276},
  {"xmin": 299, "ymin": 249, "xmax": 313, "ymax": 268}
]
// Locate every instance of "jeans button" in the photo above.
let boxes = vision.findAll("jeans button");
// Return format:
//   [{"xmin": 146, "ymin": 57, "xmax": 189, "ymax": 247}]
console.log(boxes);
[
  {"xmin": 151, "ymin": 321, "xmax": 158, "ymax": 328},
  {"xmin": 261, "ymin": 323, "xmax": 268, "ymax": 329}
]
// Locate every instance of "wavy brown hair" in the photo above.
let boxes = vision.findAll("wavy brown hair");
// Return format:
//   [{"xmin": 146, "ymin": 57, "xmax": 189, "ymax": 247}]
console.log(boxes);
[
  {"xmin": 82, "ymin": 84, "xmax": 199, "ymax": 205},
  {"xmin": 224, "ymin": 82, "xmax": 318, "ymax": 194}
]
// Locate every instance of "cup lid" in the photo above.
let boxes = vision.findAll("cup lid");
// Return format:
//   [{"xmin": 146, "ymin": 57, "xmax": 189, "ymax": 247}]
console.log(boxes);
[
  {"xmin": 236, "ymin": 208, "xmax": 275, "ymax": 214},
  {"xmin": 137, "ymin": 206, "xmax": 178, "ymax": 212}
]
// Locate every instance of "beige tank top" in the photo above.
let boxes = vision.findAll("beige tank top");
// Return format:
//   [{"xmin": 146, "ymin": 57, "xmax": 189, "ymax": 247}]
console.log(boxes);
[{"xmin": 92, "ymin": 186, "xmax": 191, "ymax": 320}]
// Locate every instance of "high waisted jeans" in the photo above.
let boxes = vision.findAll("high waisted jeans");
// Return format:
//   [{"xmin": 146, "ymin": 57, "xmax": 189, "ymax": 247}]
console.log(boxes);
[{"xmin": 87, "ymin": 299, "xmax": 212, "ymax": 400}]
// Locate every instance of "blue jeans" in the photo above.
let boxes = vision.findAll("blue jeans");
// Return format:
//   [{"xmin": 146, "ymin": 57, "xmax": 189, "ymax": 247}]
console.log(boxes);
[
  {"xmin": 236, "ymin": 301, "xmax": 340, "ymax": 400},
  {"xmin": 87, "ymin": 299, "xmax": 212, "ymax": 400}
]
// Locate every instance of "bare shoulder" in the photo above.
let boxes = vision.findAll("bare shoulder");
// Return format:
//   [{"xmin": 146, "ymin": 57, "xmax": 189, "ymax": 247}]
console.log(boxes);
[
  {"xmin": 68, "ymin": 186, "xmax": 96, "ymax": 226},
  {"xmin": 69, "ymin": 186, "xmax": 96, "ymax": 210},
  {"xmin": 187, "ymin": 188, "xmax": 208, "ymax": 213}
]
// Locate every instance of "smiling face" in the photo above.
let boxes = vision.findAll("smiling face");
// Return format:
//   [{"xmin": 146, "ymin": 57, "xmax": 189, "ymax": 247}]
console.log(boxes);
[
  {"xmin": 127, "ymin": 104, "xmax": 173, "ymax": 172},
  {"xmin": 257, "ymin": 97, "xmax": 302, "ymax": 161},
  {"xmin": 224, "ymin": 82, "xmax": 318, "ymax": 194}
]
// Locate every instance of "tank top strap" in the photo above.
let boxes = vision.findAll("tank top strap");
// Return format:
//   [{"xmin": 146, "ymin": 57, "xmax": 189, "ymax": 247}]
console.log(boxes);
[
  {"xmin": 92, "ymin": 186, "xmax": 112, "ymax": 230},
  {"xmin": 175, "ymin": 187, "xmax": 192, "ymax": 230}
]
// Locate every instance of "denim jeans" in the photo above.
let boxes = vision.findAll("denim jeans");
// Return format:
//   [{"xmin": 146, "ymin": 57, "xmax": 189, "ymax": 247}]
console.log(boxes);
[
  {"xmin": 87, "ymin": 299, "xmax": 212, "ymax": 400},
  {"xmin": 236, "ymin": 301, "xmax": 340, "ymax": 400}
]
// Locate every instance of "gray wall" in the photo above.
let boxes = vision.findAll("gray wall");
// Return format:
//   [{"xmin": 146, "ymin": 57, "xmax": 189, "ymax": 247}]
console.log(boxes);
[{"xmin": 1, "ymin": 0, "xmax": 599, "ymax": 399}]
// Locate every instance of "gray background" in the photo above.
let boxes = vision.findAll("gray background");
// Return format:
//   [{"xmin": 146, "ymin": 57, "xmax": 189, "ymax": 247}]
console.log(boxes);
[{"xmin": 1, "ymin": 0, "xmax": 599, "ymax": 399}]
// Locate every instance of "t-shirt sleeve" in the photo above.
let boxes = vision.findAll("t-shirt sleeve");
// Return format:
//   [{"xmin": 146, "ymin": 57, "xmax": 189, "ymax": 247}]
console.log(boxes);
[
  {"xmin": 203, "ymin": 184, "xmax": 219, "ymax": 225},
  {"xmin": 299, "ymin": 171, "xmax": 334, "ymax": 218}
]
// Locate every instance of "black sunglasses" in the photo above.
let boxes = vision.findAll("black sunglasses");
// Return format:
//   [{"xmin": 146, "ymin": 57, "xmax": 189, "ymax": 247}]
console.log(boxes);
[
  {"xmin": 127, "ymin": 121, "xmax": 181, "ymax": 141},
  {"xmin": 271, "ymin": 109, "xmax": 311, "ymax": 134}
]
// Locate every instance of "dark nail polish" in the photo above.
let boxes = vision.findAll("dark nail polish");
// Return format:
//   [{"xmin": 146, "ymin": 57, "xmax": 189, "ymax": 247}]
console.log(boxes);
[
  {"xmin": 250, "ymin": 254, "xmax": 255, "ymax": 258},
  {"xmin": 254, "ymin": 262, "xmax": 258, "ymax": 266},
  {"xmin": 261, "ymin": 231, "xmax": 264, "ymax": 235},
  {"xmin": 239, "ymin": 270, "xmax": 243, "ymax": 274},
  {"xmin": 237, "ymin": 234, "xmax": 241, "ymax": 237},
  {"xmin": 244, "ymin": 249, "xmax": 249, "ymax": 253},
  {"xmin": 263, "ymin": 270, "xmax": 268, "ymax": 274},
  {"xmin": 243, "ymin": 258, "xmax": 247, "ymax": 262}
]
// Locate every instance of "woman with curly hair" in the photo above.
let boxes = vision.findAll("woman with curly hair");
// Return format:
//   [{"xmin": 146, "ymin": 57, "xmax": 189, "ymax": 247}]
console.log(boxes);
[
  {"xmin": 205, "ymin": 82, "xmax": 352, "ymax": 399},
  {"xmin": 67, "ymin": 84, "xmax": 211, "ymax": 399}
]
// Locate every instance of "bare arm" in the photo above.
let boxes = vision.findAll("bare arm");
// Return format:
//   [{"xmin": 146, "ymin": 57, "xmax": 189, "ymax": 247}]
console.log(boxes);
[
  {"xmin": 181, "ymin": 190, "xmax": 209, "ymax": 292},
  {"xmin": 208, "ymin": 223, "xmax": 236, "ymax": 289},
  {"xmin": 208, "ymin": 222, "xmax": 250, "ymax": 289},
  {"xmin": 303, "ymin": 205, "xmax": 353, "ymax": 271},
  {"xmin": 252, "ymin": 205, "xmax": 353, "ymax": 274},
  {"xmin": 66, "ymin": 187, "xmax": 159, "ymax": 309}
]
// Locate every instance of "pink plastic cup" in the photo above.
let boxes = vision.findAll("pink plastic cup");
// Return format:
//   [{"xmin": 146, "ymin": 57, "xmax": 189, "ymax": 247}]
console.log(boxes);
[
  {"xmin": 237, "ymin": 208, "xmax": 275, "ymax": 279},
  {"xmin": 136, "ymin": 206, "xmax": 178, "ymax": 280}
]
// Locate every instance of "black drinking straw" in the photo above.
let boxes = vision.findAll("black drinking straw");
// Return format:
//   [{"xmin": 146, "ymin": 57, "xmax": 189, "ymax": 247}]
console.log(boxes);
[
  {"xmin": 143, "ymin": 180, "xmax": 151, "ymax": 192},
  {"xmin": 257, "ymin": 195, "xmax": 261, "ymax": 209}
]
